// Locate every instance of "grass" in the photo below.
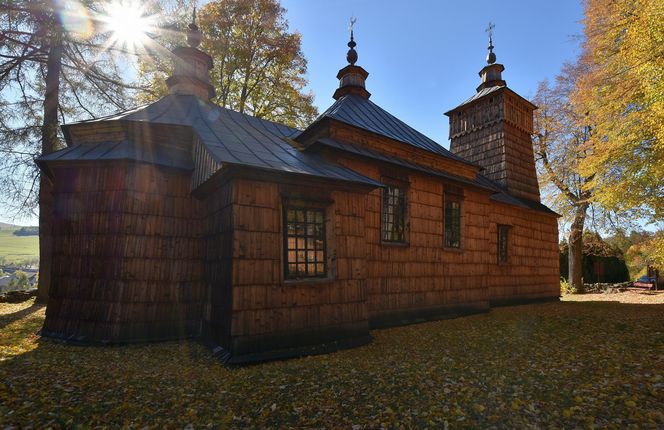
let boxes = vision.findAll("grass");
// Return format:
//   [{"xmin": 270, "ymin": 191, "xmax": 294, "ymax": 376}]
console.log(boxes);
[
  {"xmin": 1, "ymin": 292, "xmax": 664, "ymax": 428},
  {"xmin": 0, "ymin": 228, "xmax": 39, "ymax": 265}
]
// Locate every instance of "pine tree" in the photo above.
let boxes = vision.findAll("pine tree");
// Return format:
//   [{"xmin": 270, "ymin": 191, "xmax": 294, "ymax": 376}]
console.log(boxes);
[{"xmin": 1, "ymin": 0, "xmax": 146, "ymax": 300}]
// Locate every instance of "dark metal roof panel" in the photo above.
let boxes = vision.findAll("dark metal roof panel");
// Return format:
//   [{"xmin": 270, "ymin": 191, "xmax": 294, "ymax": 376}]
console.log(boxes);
[
  {"xmin": 313, "ymin": 95, "xmax": 470, "ymax": 163},
  {"xmin": 474, "ymin": 174, "xmax": 559, "ymax": 215},
  {"xmin": 37, "ymin": 140, "xmax": 194, "ymax": 170},
  {"xmin": 445, "ymin": 85, "xmax": 503, "ymax": 113},
  {"xmin": 445, "ymin": 85, "xmax": 537, "ymax": 115},
  {"xmin": 60, "ymin": 95, "xmax": 380, "ymax": 188}
]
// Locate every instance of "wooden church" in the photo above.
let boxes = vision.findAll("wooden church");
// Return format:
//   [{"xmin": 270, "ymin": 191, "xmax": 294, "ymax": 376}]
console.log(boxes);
[{"xmin": 37, "ymin": 18, "xmax": 560, "ymax": 363}]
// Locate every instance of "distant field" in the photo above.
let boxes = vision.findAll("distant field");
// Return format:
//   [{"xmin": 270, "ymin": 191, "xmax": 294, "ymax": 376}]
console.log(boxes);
[{"xmin": 0, "ymin": 228, "xmax": 39, "ymax": 264}]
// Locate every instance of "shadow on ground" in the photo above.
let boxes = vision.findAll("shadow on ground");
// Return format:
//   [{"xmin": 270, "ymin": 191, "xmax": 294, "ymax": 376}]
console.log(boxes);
[{"xmin": 1, "ymin": 298, "xmax": 663, "ymax": 428}]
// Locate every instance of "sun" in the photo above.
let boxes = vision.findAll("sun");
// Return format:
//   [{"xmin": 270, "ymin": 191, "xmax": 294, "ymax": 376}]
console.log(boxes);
[{"xmin": 101, "ymin": 0, "xmax": 155, "ymax": 51}]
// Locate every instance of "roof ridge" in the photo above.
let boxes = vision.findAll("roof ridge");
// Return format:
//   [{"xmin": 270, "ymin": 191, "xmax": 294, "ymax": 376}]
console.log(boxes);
[
  {"xmin": 203, "ymin": 98, "xmax": 302, "ymax": 135},
  {"xmin": 310, "ymin": 94, "xmax": 471, "ymax": 164}
]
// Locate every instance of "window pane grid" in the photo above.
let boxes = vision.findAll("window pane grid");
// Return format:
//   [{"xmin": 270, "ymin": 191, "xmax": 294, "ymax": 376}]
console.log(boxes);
[
  {"xmin": 444, "ymin": 197, "xmax": 461, "ymax": 248},
  {"xmin": 382, "ymin": 186, "xmax": 406, "ymax": 242},
  {"xmin": 498, "ymin": 225, "xmax": 509, "ymax": 263},
  {"xmin": 284, "ymin": 207, "xmax": 327, "ymax": 279}
]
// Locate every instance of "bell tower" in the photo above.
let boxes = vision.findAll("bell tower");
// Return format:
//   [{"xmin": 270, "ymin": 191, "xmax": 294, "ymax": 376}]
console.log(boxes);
[{"xmin": 445, "ymin": 24, "xmax": 540, "ymax": 202}]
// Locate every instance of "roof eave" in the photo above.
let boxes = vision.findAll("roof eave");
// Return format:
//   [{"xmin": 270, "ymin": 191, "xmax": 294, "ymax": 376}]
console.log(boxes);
[
  {"xmin": 445, "ymin": 86, "xmax": 537, "ymax": 116},
  {"xmin": 193, "ymin": 162, "xmax": 383, "ymax": 199}
]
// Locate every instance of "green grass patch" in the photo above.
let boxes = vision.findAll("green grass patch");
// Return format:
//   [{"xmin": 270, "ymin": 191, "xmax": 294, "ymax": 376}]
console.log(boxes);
[
  {"xmin": 1, "ymin": 297, "xmax": 663, "ymax": 428},
  {"xmin": 0, "ymin": 228, "xmax": 39, "ymax": 266}
]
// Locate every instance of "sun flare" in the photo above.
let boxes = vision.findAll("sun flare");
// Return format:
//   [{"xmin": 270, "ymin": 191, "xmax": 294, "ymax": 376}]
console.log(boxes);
[{"xmin": 102, "ymin": 0, "xmax": 155, "ymax": 51}]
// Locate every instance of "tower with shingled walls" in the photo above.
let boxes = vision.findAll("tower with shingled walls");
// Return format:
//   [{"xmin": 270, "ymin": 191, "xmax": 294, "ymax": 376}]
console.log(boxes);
[{"xmin": 445, "ymin": 24, "xmax": 540, "ymax": 202}]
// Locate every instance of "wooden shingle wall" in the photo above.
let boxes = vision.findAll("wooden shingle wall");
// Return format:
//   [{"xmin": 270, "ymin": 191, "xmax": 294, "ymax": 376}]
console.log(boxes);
[
  {"xmin": 202, "ymin": 179, "xmax": 234, "ymax": 347},
  {"xmin": 449, "ymin": 90, "xmax": 541, "ymax": 202},
  {"xmin": 487, "ymin": 204, "xmax": 560, "ymax": 303},
  {"xmin": 335, "ymin": 155, "xmax": 493, "ymax": 326},
  {"xmin": 228, "ymin": 179, "xmax": 370, "ymax": 356},
  {"xmin": 43, "ymin": 163, "xmax": 205, "ymax": 342},
  {"xmin": 330, "ymin": 122, "xmax": 479, "ymax": 180},
  {"xmin": 502, "ymin": 124, "xmax": 541, "ymax": 202},
  {"xmin": 450, "ymin": 122, "xmax": 507, "ymax": 185},
  {"xmin": 66, "ymin": 122, "xmax": 126, "ymax": 144}
]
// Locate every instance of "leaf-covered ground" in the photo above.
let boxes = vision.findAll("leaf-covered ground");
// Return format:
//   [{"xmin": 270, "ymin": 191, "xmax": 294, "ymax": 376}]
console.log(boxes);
[{"xmin": 2, "ymin": 292, "xmax": 664, "ymax": 429}]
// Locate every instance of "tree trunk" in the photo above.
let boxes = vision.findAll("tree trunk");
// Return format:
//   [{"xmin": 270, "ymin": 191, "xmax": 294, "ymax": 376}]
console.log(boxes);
[
  {"xmin": 36, "ymin": 22, "xmax": 63, "ymax": 303},
  {"xmin": 568, "ymin": 203, "xmax": 588, "ymax": 294}
]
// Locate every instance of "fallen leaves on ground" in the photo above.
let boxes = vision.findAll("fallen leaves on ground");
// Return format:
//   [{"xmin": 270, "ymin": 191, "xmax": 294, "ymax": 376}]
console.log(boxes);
[{"xmin": 1, "ymin": 292, "xmax": 663, "ymax": 429}]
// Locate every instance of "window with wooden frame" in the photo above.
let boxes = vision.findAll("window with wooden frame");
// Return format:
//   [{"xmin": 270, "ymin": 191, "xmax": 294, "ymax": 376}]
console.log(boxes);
[
  {"xmin": 498, "ymin": 224, "xmax": 510, "ymax": 263},
  {"xmin": 283, "ymin": 207, "xmax": 327, "ymax": 279},
  {"xmin": 381, "ymin": 185, "xmax": 407, "ymax": 243},
  {"xmin": 444, "ymin": 192, "xmax": 462, "ymax": 248}
]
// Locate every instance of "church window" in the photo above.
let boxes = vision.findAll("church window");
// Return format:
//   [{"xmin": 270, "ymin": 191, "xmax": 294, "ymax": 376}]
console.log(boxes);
[
  {"xmin": 382, "ymin": 185, "xmax": 406, "ymax": 243},
  {"xmin": 498, "ymin": 224, "xmax": 510, "ymax": 263},
  {"xmin": 284, "ymin": 207, "xmax": 327, "ymax": 279},
  {"xmin": 444, "ymin": 194, "xmax": 462, "ymax": 248}
]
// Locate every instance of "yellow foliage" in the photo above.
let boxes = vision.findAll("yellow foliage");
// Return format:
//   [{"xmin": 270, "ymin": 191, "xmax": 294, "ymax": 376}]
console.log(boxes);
[
  {"xmin": 575, "ymin": 0, "xmax": 664, "ymax": 219},
  {"xmin": 2, "ymin": 295, "xmax": 664, "ymax": 428}
]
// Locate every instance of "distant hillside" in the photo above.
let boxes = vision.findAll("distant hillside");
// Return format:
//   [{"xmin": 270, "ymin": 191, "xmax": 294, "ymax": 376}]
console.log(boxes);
[
  {"xmin": 0, "ymin": 222, "xmax": 38, "ymax": 231},
  {"xmin": 0, "ymin": 227, "xmax": 39, "ymax": 266}
]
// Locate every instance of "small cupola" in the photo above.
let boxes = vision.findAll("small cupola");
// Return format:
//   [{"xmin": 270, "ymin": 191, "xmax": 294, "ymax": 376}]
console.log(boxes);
[
  {"xmin": 333, "ymin": 18, "xmax": 371, "ymax": 100},
  {"xmin": 476, "ymin": 22, "xmax": 506, "ymax": 92},
  {"xmin": 166, "ymin": 7, "xmax": 215, "ymax": 100}
]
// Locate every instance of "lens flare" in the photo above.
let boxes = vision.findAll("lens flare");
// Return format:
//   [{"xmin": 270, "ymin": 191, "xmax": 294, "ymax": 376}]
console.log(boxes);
[
  {"xmin": 57, "ymin": 0, "xmax": 93, "ymax": 39},
  {"xmin": 100, "ymin": 0, "xmax": 156, "ymax": 52}
]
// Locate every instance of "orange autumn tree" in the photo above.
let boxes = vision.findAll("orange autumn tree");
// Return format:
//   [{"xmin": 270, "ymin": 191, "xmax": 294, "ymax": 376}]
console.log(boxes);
[{"xmin": 575, "ymin": 0, "xmax": 664, "ymax": 265}]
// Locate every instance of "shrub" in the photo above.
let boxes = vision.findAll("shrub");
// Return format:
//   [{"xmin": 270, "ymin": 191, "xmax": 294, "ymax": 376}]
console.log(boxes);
[
  {"xmin": 560, "ymin": 278, "xmax": 575, "ymax": 295},
  {"xmin": 12, "ymin": 226, "xmax": 39, "ymax": 236}
]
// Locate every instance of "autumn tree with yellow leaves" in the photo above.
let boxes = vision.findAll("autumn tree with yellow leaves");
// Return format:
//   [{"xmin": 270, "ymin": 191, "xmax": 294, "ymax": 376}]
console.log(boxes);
[
  {"xmin": 536, "ymin": 0, "xmax": 663, "ymax": 288},
  {"xmin": 575, "ymin": 0, "xmax": 663, "ymax": 264},
  {"xmin": 138, "ymin": 0, "xmax": 318, "ymax": 129},
  {"xmin": 533, "ymin": 61, "xmax": 596, "ymax": 292}
]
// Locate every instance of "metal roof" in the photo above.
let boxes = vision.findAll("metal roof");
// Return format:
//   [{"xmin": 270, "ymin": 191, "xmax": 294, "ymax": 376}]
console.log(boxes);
[
  {"xmin": 444, "ymin": 85, "xmax": 537, "ymax": 115},
  {"xmin": 42, "ymin": 94, "xmax": 554, "ymax": 214},
  {"xmin": 49, "ymin": 95, "xmax": 382, "ymax": 189},
  {"xmin": 37, "ymin": 140, "xmax": 193, "ymax": 170},
  {"xmin": 310, "ymin": 94, "xmax": 470, "ymax": 164},
  {"xmin": 445, "ymin": 85, "xmax": 503, "ymax": 114},
  {"xmin": 316, "ymin": 137, "xmax": 555, "ymax": 215},
  {"xmin": 474, "ymin": 175, "xmax": 559, "ymax": 215}
]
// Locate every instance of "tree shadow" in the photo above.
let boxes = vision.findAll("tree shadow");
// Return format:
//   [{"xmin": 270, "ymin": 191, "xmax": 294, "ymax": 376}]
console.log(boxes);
[{"xmin": 0, "ymin": 303, "xmax": 45, "ymax": 327}]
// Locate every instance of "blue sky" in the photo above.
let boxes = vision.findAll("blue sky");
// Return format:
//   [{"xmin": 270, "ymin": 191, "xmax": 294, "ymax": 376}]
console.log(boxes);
[
  {"xmin": 280, "ymin": 0, "xmax": 584, "ymax": 144},
  {"xmin": 0, "ymin": 0, "xmax": 584, "ymax": 226}
]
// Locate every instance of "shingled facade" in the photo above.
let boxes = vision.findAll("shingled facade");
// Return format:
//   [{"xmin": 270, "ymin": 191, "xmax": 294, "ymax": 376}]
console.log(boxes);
[{"xmin": 37, "ymin": 22, "xmax": 559, "ymax": 363}]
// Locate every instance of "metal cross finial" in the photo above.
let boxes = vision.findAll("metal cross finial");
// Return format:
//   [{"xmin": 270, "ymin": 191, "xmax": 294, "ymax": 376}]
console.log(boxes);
[
  {"xmin": 187, "ymin": 3, "xmax": 202, "ymax": 48},
  {"xmin": 346, "ymin": 16, "xmax": 358, "ymax": 65},
  {"xmin": 486, "ymin": 22, "xmax": 494, "ymax": 40},
  {"xmin": 485, "ymin": 21, "xmax": 496, "ymax": 64},
  {"xmin": 349, "ymin": 16, "xmax": 357, "ymax": 40}
]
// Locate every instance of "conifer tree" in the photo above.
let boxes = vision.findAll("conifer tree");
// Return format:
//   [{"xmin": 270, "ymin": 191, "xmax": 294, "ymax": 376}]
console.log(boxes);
[{"xmin": 1, "ymin": 0, "xmax": 146, "ymax": 300}]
